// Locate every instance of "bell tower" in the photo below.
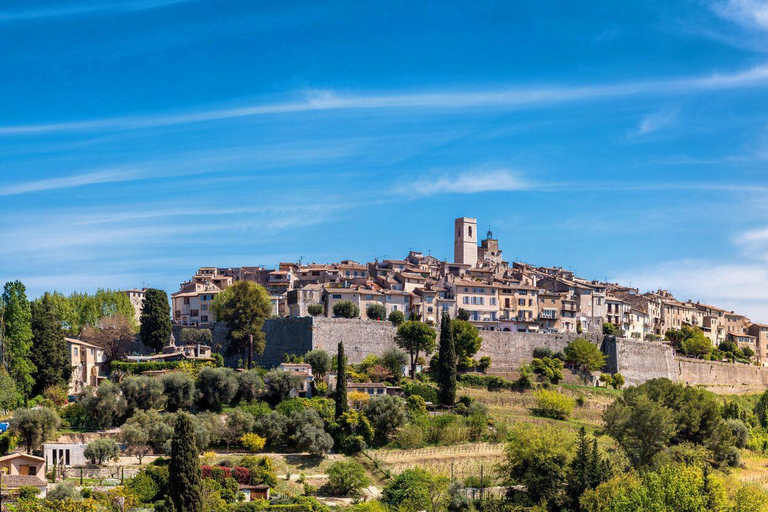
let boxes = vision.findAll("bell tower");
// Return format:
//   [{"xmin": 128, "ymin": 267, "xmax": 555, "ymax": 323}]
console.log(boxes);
[{"xmin": 454, "ymin": 217, "xmax": 478, "ymax": 267}]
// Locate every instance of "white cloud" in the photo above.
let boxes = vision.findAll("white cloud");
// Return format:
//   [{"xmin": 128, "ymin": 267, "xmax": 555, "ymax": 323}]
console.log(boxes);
[
  {"xmin": 711, "ymin": 0, "xmax": 768, "ymax": 31},
  {"xmin": 613, "ymin": 259, "xmax": 768, "ymax": 323},
  {"xmin": 0, "ymin": 0, "xmax": 197, "ymax": 22},
  {"xmin": 633, "ymin": 108, "xmax": 679, "ymax": 136},
  {"xmin": 3, "ymin": 63, "xmax": 768, "ymax": 135},
  {"xmin": 401, "ymin": 169, "xmax": 532, "ymax": 197}
]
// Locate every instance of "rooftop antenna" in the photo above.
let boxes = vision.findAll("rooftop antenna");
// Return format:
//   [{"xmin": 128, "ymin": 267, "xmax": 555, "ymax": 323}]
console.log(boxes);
[{"xmin": 298, "ymin": 256, "xmax": 305, "ymax": 266}]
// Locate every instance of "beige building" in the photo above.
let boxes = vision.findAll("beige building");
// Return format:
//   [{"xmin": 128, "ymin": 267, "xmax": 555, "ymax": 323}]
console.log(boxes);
[
  {"xmin": 453, "ymin": 279, "xmax": 501, "ymax": 329},
  {"xmin": 748, "ymin": 323, "xmax": 768, "ymax": 364},
  {"xmin": 537, "ymin": 291, "xmax": 561, "ymax": 333},
  {"xmin": 0, "ymin": 452, "xmax": 46, "ymax": 478},
  {"xmin": 172, "ymin": 282, "xmax": 221, "ymax": 326},
  {"xmin": 498, "ymin": 283, "xmax": 540, "ymax": 332},
  {"xmin": 66, "ymin": 338, "xmax": 107, "ymax": 394},
  {"xmin": 123, "ymin": 288, "xmax": 146, "ymax": 324}
]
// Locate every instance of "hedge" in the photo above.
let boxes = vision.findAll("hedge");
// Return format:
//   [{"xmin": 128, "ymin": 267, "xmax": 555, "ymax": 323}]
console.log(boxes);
[
  {"xmin": 233, "ymin": 505, "xmax": 312, "ymax": 512},
  {"xmin": 111, "ymin": 360, "xmax": 213, "ymax": 375},
  {"xmin": 458, "ymin": 374, "xmax": 518, "ymax": 391}
]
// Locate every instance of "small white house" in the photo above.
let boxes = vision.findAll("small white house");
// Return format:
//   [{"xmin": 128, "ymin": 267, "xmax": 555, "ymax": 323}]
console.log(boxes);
[{"xmin": 43, "ymin": 443, "xmax": 88, "ymax": 467}]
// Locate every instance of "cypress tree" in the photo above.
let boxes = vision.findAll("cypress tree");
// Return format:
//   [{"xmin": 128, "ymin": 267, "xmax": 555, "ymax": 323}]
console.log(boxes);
[
  {"xmin": 139, "ymin": 289, "xmax": 172, "ymax": 353},
  {"xmin": 30, "ymin": 293, "xmax": 71, "ymax": 396},
  {"xmin": 335, "ymin": 342, "xmax": 348, "ymax": 418},
  {"xmin": 437, "ymin": 313, "xmax": 456, "ymax": 406},
  {"xmin": 168, "ymin": 413, "xmax": 202, "ymax": 512},
  {"xmin": 566, "ymin": 427, "xmax": 591, "ymax": 511},
  {"xmin": 1, "ymin": 281, "xmax": 35, "ymax": 399}
]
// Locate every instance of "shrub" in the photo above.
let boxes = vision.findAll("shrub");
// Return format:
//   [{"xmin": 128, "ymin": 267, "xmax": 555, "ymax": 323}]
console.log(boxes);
[
  {"xmin": 532, "ymin": 389, "xmax": 575, "ymax": 420},
  {"xmin": 307, "ymin": 304, "xmax": 324, "ymax": 317},
  {"xmin": 533, "ymin": 347, "xmax": 553, "ymax": 359},
  {"xmin": 364, "ymin": 395, "xmax": 407, "ymax": 443},
  {"xmin": 325, "ymin": 460, "xmax": 370, "ymax": 497},
  {"xmin": 477, "ymin": 356, "xmax": 491, "ymax": 372},
  {"xmin": 727, "ymin": 419, "xmax": 749, "ymax": 449},
  {"xmin": 333, "ymin": 300, "xmax": 359, "ymax": 318},
  {"xmin": 127, "ymin": 472, "xmax": 159, "ymax": 503},
  {"xmin": 241, "ymin": 433, "xmax": 267, "ymax": 452},
  {"xmin": 388, "ymin": 310, "xmax": 405, "ymax": 326},
  {"xmin": 530, "ymin": 357, "xmax": 564, "ymax": 384},
  {"xmin": 366, "ymin": 303, "xmax": 387, "ymax": 321},
  {"xmin": 402, "ymin": 381, "xmax": 438, "ymax": 403},
  {"xmin": 48, "ymin": 482, "xmax": 81, "ymax": 501}
]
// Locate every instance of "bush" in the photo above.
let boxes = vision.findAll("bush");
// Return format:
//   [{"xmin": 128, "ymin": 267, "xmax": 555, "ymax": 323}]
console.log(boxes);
[
  {"xmin": 388, "ymin": 310, "xmax": 405, "ymax": 326},
  {"xmin": 458, "ymin": 374, "xmax": 517, "ymax": 391},
  {"xmin": 402, "ymin": 382, "xmax": 438, "ymax": 403},
  {"xmin": 477, "ymin": 356, "xmax": 491, "ymax": 372},
  {"xmin": 532, "ymin": 389, "xmax": 575, "ymax": 420},
  {"xmin": 366, "ymin": 303, "xmax": 387, "ymax": 321},
  {"xmin": 325, "ymin": 460, "xmax": 370, "ymax": 497},
  {"xmin": 727, "ymin": 419, "xmax": 749, "ymax": 449},
  {"xmin": 532, "ymin": 347, "xmax": 553, "ymax": 359},
  {"xmin": 307, "ymin": 304, "xmax": 324, "ymax": 316},
  {"xmin": 530, "ymin": 357, "xmax": 564, "ymax": 384},
  {"xmin": 333, "ymin": 301, "xmax": 359, "ymax": 318},
  {"xmin": 364, "ymin": 395, "xmax": 407, "ymax": 443},
  {"xmin": 127, "ymin": 472, "xmax": 159, "ymax": 503},
  {"xmin": 48, "ymin": 482, "xmax": 81, "ymax": 501},
  {"xmin": 241, "ymin": 433, "xmax": 267, "ymax": 452}
]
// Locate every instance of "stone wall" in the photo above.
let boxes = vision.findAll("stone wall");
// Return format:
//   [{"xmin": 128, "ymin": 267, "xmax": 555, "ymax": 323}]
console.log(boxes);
[{"xmin": 210, "ymin": 317, "xmax": 768, "ymax": 393}]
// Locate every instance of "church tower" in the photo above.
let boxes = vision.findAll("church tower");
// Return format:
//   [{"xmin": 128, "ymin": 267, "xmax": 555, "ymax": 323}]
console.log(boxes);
[{"xmin": 454, "ymin": 217, "xmax": 478, "ymax": 267}]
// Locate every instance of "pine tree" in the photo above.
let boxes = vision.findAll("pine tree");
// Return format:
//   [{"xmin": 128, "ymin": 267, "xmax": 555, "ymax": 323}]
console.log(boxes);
[
  {"xmin": 168, "ymin": 413, "xmax": 203, "ymax": 512},
  {"xmin": 335, "ymin": 342, "xmax": 348, "ymax": 419},
  {"xmin": 437, "ymin": 313, "xmax": 456, "ymax": 407},
  {"xmin": 30, "ymin": 293, "xmax": 71, "ymax": 396},
  {"xmin": 1, "ymin": 281, "xmax": 36, "ymax": 399},
  {"xmin": 566, "ymin": 427, "xmax": 592, "ymax": 511},
  {"xmin": 139, "ymin": 289, "xmax": 172, "ymax": 353}
]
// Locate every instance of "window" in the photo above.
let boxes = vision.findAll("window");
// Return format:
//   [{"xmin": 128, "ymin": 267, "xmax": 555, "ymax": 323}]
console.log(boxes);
[
  {"xmin": 490, "ymin": 298, "xmax": 497, "ymax": 306},
  {"xmin": 184, "ymin": 297, "xmax": 190, "ymax": 305},
  {"xmin": 333, "ymin": 294, "xmax": 342, "ymax": 299},
  {"xmin": 201, "ymin": 315, "xmax": 208, "ymax": 322},
  {"xmin": 191, "ymin": 309, "xmax": 199, "ymax": 317},
  {"xmin": 463, "ymin": 297, "xmax": 470, "ymax": 304},
  {"xmin": 201, "ymin": 304, "xmax": 207, "ymax": 311},
  {"xmin": 468, "ymin": 226, "xmax": 473, "ymax": 237},
  {"xmin": 74, "ymin": 348, "xmax": 78, "ymax": 356},
  {"xmin": 518, "ymin": 299, "xmax": 525, "ymax": 306},
  {"xmin": 392, "ymin": 305, "xmax": 398, "ymax": 311},
  {"xmin": 427, "ymin": 307, "xmax": 434, "ymax": 313}
]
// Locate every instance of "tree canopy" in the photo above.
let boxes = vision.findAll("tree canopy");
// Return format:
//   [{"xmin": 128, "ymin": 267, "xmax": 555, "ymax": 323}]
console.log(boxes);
[
  {"xmin": 395, "ymin": 321, "xmax": 436, "ymax": 379},
  {"xmin": 211, "ymin": 281, "xmax": 272, "ymax": 361},
  {"xmin": 139, "ymin": 289, "xmax": 172, "ymax": 353}
]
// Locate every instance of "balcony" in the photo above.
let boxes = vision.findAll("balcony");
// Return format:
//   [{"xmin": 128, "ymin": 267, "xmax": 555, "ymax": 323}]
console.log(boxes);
[{"xmin": 539, "ymin": 311, "xmax": 557, "ymax": 320}]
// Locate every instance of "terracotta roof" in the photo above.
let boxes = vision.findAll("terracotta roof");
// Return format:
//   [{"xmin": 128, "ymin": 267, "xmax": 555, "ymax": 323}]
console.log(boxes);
[
  {"xmin": 65, "ymin": 338, "xmax": 103, "ymax": 350},
  {"xmin": 0, "ymin": 453, "xmax": 46, "ymax": 463}
]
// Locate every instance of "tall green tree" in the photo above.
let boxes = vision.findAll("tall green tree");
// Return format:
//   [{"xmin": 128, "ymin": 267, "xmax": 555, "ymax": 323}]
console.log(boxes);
[
  {"xmin": 168, "ymin": 413, "xmax": 203, "ymax": 512},
  {"xmin": 335, "ymin": 342, "xmax": 348, "ymax": 419},
  {"xmin": 395, "ymin": 321, "xmax": 437, "ymax": 379},
  {"xmin": 437, "ymin": 313, "xmax": 456, "ymax": 407},
  {"xmin": 211, "ymin": 281, "xmax": 272, "ymax": 362},
  {"xmin": 567, "ymin": 427, "xmax": 609, "ymax": 511},
  {"xmin": 139, "ymin": 289, "xmax": 172, "ymax": 353},
  {"xmin": 30, "ymin": 293, "xmax": 71, "ymax": 396},
  {"xmin": 1, "ymin": 281, "xmax": 36, "ymax": 398}
]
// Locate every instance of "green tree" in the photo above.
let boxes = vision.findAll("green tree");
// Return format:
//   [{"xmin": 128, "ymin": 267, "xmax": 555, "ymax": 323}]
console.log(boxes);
[
  {"xmin": 451, "ymin": 320, "xmax": 482, "ymax": 368},
  {"xmin": 388, "ymin": 310, "xmax": 405, "ymax": 326},
  {"xmin": 380, "ymin": 347, "xmax": 408, "ymax": 380},
  {"xmin": 456, "ymin": 309, "xmax": 470, "ymax": 321},
  {"xmin": 84, "ymin": 438, "xmax": 119, "ymax": 464},
  {"xmin": 79, "ymin": 380, "xmax": 128, "ymax": 428},
  {"xmin": 139, "ymin": 289, "xmax": 172, "ymax": 353},
  {"xmin": 1, "ymin": 281, "xmax": 36, "ymax": 399},
  {"xmin": 335, "ymin": 342, "xmax": 348, "ymax": 419},
  {"xmin": 222, "ymin": 409, "xmax": 255, "ymax": 453},
  {"xmin": 162, "ymin": 372, "xmax": 196, "ymax": 412},
  {"xmin": 564, "ymin": 338, "xmax": 607, "ymax": 374},
  {"xmin": 366, "ymin": 303, "xmax": 387, "ymax": 321},
  {"xmin": 603, "ymin": 394, "xmax": 676, "ymax": 468},
  {"xmin": 29, "ymin": 293, "xmax": 71, "ymax": 396},
  {"xmin": 0, "ymin": 368, "xmax": 20, "ymax": 411},
  {"xmin": 363, "ymin": 395, "xmax": 407, "ymax": 443},
  {"xmin": 395, "ymin": 321, "xmax": 437, "ymax": 379},
  {"xmin": 326, "ymin": 459, "xmax": 370, "ymax": 497},
  {"xmin": 120, "ymin": 423, "xmax": 152, "ymax": 463},
  {"xmin": 262, "ymin": 369, "xmax": 302, "ymax": 405},
  {"xmin": 567, "ymin": 427, "xmax": 609, "ymax": 511},
  {"xmin": 236, "ymin": 370, "xmax": 264, "ymax": 402},
  {"xmin": 503, "ymin": 423, "xmax": 573, "ymax": 508},
  {"xmin": 120, "ymin": 375, "xmax": 165, "ymax": 413},
  {"xmin": 211, "ymin": 281, "xmax": 272, "ymax": 362},
  {"xmin": 681, "ymin": 331, "xmax": 714, "ymax": 358},
  {"xmin": 437, "ymin": 313, "xmax": 456, "ymax": 407},
  {"xmin": 168, "ymin": 413, "xmax": 203, "ymax": 512},
  {"xmin": 196, "ymin": 367, "xmax": 238, "ymax": 412},
  {"xmin": 11, "ymin": 407, "xmax": 60, "ymax": 453},
  {"xmin": 305, "ymin": 349, "xmax": 331, "ymax": 378},
  {"xmin": 383, "ymin": 468, "xmax": 449, "ymax": 512},
  {"xmin": 333, "ymin": 300, "xmax": 359, "ymax": 318},
  {"xmin": 307, "ymin": 304, "xmax": 324, "ymax": 316}
]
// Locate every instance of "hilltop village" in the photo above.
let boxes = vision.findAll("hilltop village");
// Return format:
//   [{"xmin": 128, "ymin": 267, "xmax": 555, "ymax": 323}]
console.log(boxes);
[{"xmin": 157, "ymin": 217, "xmax": 767, "ymax": 364}]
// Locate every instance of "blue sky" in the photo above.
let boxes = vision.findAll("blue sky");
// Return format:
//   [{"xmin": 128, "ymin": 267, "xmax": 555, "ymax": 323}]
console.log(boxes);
[{"xmin": 2, "ymin": 0, "xmax": 768, "ymax": 320}]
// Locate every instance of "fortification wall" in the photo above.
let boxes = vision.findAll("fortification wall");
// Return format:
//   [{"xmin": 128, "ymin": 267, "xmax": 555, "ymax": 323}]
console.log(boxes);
[{"xmin": 232, "ymin": 317, "xmax": 768, "ymax": 393}]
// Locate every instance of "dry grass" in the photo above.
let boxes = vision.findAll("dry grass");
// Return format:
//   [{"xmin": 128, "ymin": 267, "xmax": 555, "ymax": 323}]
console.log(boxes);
[{"xmin": 368, "ymin": 443, "xmax": 506, "ymax": 482}]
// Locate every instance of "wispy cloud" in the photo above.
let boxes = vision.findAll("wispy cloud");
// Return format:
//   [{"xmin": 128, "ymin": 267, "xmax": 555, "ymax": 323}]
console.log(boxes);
[
  {"xmin": 710, "ymin": 0, "xmax": 768, "ymax": 31},
  {"xmin": 399, "ymin": 169, "xmax": 532, "ymax": 197},
  {"xmin": 632, "ymin": 108, "xmax": 679, "ymax": 137},
  {"xmin": 0, "ymin": 0, "xmax": 198, "ymax": 22},
  {"xmin": 3, "ymin": 63, "xmax": 768, "ymax": 136}
]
